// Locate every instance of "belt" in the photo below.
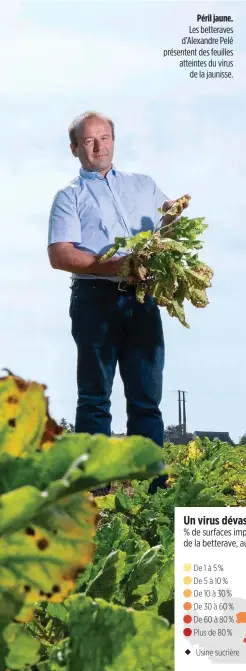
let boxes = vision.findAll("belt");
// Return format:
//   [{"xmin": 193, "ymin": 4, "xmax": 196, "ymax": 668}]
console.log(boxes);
[
  {"xmin": 71, "ymin": 278, "xmax": 136, "ymax": 294},
  {"xmin": 117, "ymin": 280, "xmax": 136, "ymax": 293}
]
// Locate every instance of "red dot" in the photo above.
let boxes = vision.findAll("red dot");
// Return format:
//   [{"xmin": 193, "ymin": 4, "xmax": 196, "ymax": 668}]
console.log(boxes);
[
  {"xmin": 183, "ymin": 628, "xmax": 192, "ymax": 637},
  {"xmin": 184, "ymin": 615, "xmax": 192, "ymax": 624}
]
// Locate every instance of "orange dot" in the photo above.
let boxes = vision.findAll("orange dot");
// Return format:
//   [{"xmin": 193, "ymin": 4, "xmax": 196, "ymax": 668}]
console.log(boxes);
[
  {"xmin": 183, "ymin": 601, "xmax": 192, "ymax": 611},
  {"xmin": 184, "ymin": 576, "xmax": 192, "ymax": 585},
  {"xmin": 184, "ymin": 589, "xmax": 192, "ymax": 598},
  {"xmin": 184, "ymin": 614, "xmax": 192, "ymax": 623}
]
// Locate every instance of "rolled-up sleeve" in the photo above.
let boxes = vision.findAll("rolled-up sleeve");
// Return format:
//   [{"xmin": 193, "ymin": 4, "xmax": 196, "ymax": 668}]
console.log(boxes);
[{"xmin": 48, "ymin": 188, "xmax": 82, "ymax": 246}]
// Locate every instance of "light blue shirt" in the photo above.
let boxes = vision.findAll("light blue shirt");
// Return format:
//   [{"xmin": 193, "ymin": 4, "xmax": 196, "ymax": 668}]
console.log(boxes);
[{"xmin": 48, "ymin": 166, "xmax": 169, "ymax": 281}]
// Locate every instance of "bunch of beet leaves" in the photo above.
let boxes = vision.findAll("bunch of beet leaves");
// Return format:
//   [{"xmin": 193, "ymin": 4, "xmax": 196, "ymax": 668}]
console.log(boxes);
[{"xmin": 100, "ymin": 196, "xmax": 213, "ymax": 328}]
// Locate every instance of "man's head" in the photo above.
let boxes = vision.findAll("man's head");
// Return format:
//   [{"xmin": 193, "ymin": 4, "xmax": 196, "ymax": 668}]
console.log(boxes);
[{"xmin": 68, "ymin": 111, "xmax": 115, "ymax": 176}]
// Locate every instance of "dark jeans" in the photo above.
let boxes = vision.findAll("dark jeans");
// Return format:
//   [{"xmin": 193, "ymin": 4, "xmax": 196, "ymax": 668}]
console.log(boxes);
[{"xmin": 69, "ymin": 279, "xmax": 166, "ymax": 491}]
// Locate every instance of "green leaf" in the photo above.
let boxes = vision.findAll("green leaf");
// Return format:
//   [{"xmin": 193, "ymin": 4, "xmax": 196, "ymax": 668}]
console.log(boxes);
[
  {"xmin": 0, "ymin": 485, "xmax": 43, "ymax": 534},
  {"xmin": 0, "ymin": 434, "xmax": 92, "ymax": 495},
  {"xmin": 67, "ymin": 595, "xmax": 174, "ymax": 671},
  {"xmin": 115, "ymin": 490, "xmax": 134, "ymax": 513},
  {"xmin": 0, "ymin": 434, "xmax": 165, "ymax": 496},
  {"xmin": 99, "ymin": 237, "xmax": 128, "ymax": 261},
  {"xmin": 157, "ymin": 527, "xmax": 174, "ymax": 557},
  {"xmin": 0, "ymin": 591, "xmax": 23, "ymax": 628},
  {"xmin": 46, "ymin": 602, "xmax": 68, "ymax": 623},
  {"xmin": 168, "ymin": 300, "xmax": 190, "ymax": 329},
  {"xmin": 188, "ymin": 287, "xmax": 209, "ymax": 308},
  {"xmin": 120, "ymin": 536, "xmax": 150, "ymax": 575},
  {"xmin": 124, "ymin": 231, "xmax": 152, "ymax": 249},
  {"xmin": 126, "ymin": 546, "xmax": 163, "ymax": 602},
  {"xmin": 62, "ymin": 434, "xmax": 165, "ymax": 493},
  {"xmin": 155, "ymin": 558, "xmax": 174, "ymax": 608},
  {"xmin": 86, "ymin": 550, "xmax": 126, "ymax": 600},
  {"xmin": 3, "ymin": 622, "xmax": 40, "ymax": 669},
  {"xmin": 0, "ymin": 593, "xmax": 25, "ymax": 671},
  {"xmin": 94, "ymin": 515, "xmax": 129, "ymax": 562},
  {"xmin": 37, "ymin": 638, "xmax": 70, "ymax": 670},
  {"xmin": 95, "ymin": 493, "xmax": 116, "ymax": 510},
  {"xmin": 161, "ymin": 239, "xmax": 187, "ymax": 253},
  {"xmin": 77, "ymin": 515, "xmax": 130, "ymax": 591}
]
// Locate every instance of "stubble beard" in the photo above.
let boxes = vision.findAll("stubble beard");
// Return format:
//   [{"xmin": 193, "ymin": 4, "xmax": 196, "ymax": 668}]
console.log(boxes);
[{"xmin": 91, "ymin": 154, "xmax": 112, "ymax": 173}]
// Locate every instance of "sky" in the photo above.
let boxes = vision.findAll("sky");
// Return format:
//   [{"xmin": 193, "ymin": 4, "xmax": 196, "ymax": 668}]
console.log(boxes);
[{"xmin": 1, "ymin": 1, "xmax": 245, "ymax": 443}]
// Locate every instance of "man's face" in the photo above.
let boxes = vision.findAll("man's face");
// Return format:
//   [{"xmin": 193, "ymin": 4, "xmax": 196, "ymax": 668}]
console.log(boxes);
[{"xmin": 71, "ymin": 116, "xmax": 114, "ymax": 175}]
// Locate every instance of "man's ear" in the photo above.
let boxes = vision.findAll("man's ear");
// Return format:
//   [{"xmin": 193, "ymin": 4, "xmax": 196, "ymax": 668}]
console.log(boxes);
[{"xmin": 70, "ymin": 143, "xmax": 78, "ymax": 158}]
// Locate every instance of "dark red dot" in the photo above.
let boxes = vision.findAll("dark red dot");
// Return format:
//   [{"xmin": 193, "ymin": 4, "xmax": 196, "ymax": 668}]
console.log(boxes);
[
  {"xmin": 8, "ymin": 418, "xmax": 16, "ymax": 427},
  {"xmin": 184, "ymin": 628, "xmax": 192, "ymax": 637},
  {"xmin": 184, "ymin": 615, "xmax": 192, "ymax": 624},
  {"xmin": 52, "ymin": 585, "xmax": 60, "ymax": 593},
  {"xmin": 7, "ymin": 396, "xmax": 18, "ymax": 404},
  {"xmin": 25, "ymin": 527, "xmax": 35, "ymax": 536},
  {"xmin": 37, "ymin": 538, "xmax": 49, "ymax": 551}
]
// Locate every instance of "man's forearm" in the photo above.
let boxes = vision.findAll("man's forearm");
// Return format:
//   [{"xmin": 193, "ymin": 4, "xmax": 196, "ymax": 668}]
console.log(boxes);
[{"xmin": 50, "ymin": 245, "xmax": 122, "ymax": 276}]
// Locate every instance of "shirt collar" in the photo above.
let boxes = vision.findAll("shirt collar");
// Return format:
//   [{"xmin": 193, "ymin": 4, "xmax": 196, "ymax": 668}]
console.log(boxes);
[{"xmin": 79, "ymin": 165, "xmax": 116, "ymax": 180}]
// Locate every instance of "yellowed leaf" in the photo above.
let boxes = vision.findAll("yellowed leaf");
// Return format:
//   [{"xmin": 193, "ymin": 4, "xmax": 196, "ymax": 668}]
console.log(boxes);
[
  {"xmin": 0, "ymin": 371, "xmax": 63, "ymax": 457},
  {"xmin": 1, "ymin": 488, "xmax": 99, "ymax": 623}
]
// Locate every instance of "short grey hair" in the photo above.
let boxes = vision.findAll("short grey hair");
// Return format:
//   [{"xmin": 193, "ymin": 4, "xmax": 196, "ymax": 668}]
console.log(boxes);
[{"xmin": 68, "ymin": 111, "xmax": 115, "ymax": 146}]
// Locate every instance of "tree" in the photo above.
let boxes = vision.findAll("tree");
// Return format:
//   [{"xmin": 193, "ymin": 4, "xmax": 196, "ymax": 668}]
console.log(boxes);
[
  {"xmin": 239, "ymin": 432, "xmax": 246, "ymax": 446},
  {"xmin": 59, "ymin": 418, "xmax": 75, "ymax": 433},
  {"xmin": 164, "ymin": 424, "xmax": 193, "ymax": 445}
]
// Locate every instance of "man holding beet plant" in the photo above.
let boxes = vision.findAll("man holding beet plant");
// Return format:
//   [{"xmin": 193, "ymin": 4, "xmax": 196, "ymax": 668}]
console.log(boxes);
[{"xmin": 47, "ymin": 111, "xmax": 189, "ymax": 494}]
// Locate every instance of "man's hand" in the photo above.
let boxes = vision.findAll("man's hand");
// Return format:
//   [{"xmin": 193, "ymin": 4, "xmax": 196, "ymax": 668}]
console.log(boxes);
[
  {"xmin": 111, "ymin": 257, "xmax": 142, "ymax": 284},
  {"xmin": 127, "ymin": 267, "xmax": 147, "ymax": 284},
  {"xmin": 161, "ymin": 194, "xmax": 190, "ymax": 227},
  {"xmin": 107, "ymin": 255, "xmax": 137, "ymax": 283}
]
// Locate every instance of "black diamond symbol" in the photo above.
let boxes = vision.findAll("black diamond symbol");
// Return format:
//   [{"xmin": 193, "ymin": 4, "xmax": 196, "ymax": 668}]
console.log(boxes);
[{"xmin": 185, "ymin": 649, "xmax": 191, "ymax": 655}]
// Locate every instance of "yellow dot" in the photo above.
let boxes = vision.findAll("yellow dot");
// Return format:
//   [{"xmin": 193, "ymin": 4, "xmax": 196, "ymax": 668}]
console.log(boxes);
[
  {"xmin": 183, "ymin": 563, "xmax": 192, "ymax": 572},
  {"xmin": 184, "ymin": 576, "xmax": 192, "ymax": 585},
  {"xmin": 184, "ymin": 589, "xmax": 192, "ymax": 597}
]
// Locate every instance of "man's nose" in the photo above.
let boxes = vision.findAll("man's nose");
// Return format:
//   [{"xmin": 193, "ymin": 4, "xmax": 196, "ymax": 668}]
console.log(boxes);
[{"xmin": 93, "ymin": 138, "xmax": 103, "ymax": 151}]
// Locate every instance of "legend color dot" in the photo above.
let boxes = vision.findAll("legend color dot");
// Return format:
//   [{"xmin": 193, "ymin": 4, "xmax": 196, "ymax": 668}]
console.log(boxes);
[
  {"xmin": 184, "ymin": 576, "xmax": 192, "ymax": 585},
  {"xmin": 183, "ymin": 628, "xmax": 192, "ymax": 637},
  {"xmin": 183, "ymin": 615, "xmax": 192, "ymax": 624},
  {"xmin": 183, "ymin": 589, "xmax": 192, "ymax": 597},
  {"xmin": 183, "ymin": 602, "xmax": 192, "ymax": 611},
  {"xmin": 183, "ymin": 563, "xmax": 192, "ymax": 571}
]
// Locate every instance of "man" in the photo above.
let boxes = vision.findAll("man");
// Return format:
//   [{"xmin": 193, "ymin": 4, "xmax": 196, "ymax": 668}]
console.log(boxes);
[{"xmin": 48, "ymin": 111, "xmax": 189, "ymax": 493}]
